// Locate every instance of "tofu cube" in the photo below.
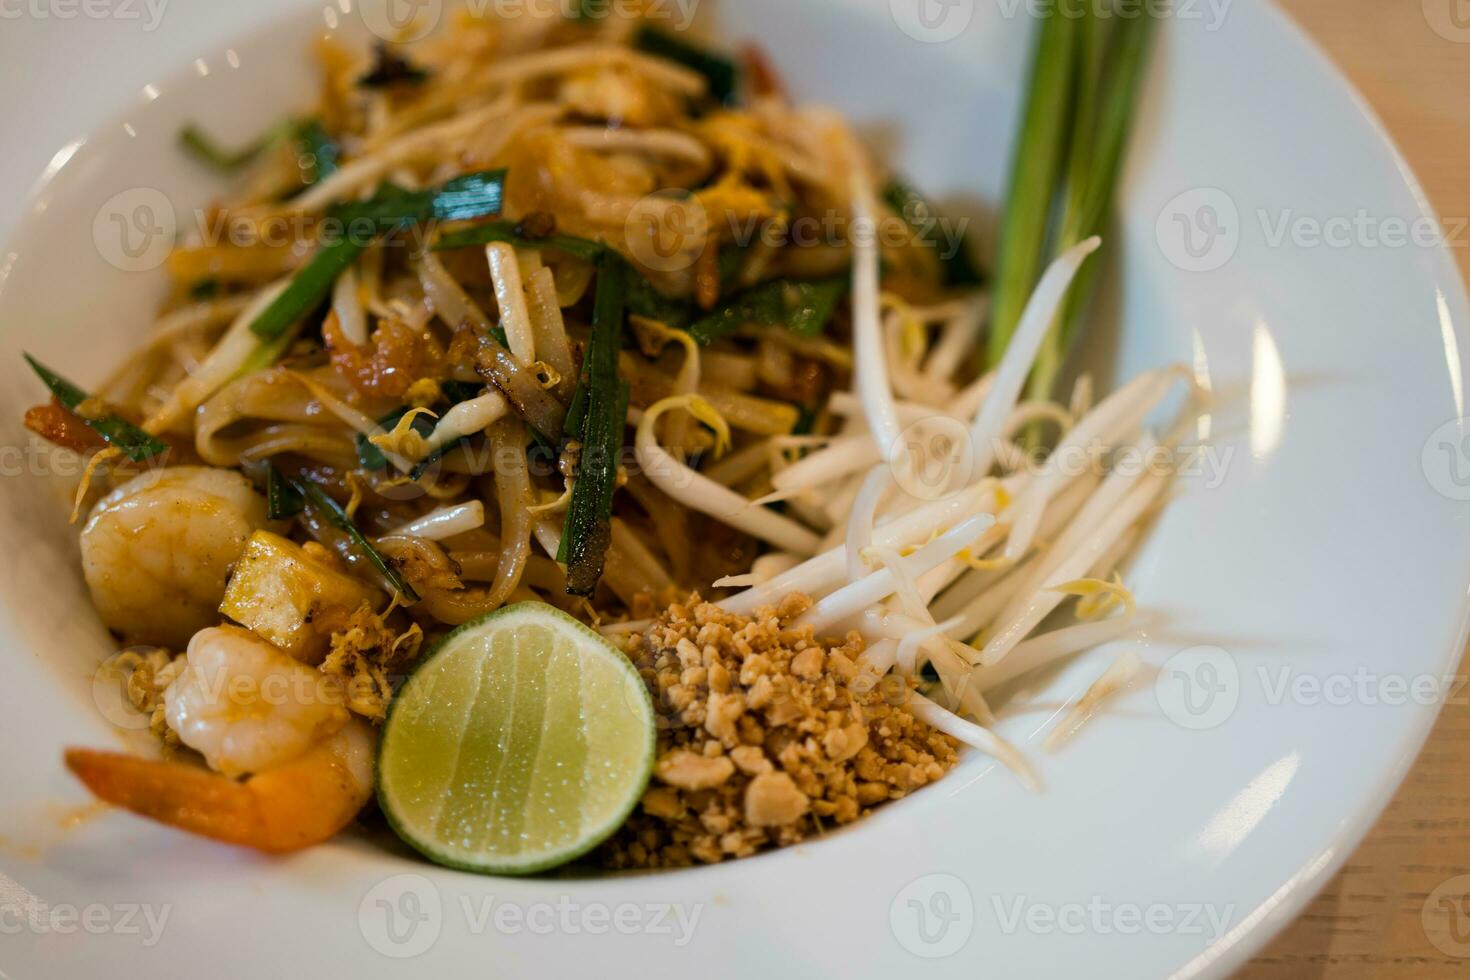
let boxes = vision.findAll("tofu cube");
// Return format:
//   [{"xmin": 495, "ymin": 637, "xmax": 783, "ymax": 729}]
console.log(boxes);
[{"xmin": 220, "ymin": 531, "xmax": 377, "ymax": 663}]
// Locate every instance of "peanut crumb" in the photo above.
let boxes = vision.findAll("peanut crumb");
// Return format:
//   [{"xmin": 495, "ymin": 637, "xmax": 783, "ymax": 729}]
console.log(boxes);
[{"xmin": 602, "ymin": 594, "xmax": 959, "ymax": 869}]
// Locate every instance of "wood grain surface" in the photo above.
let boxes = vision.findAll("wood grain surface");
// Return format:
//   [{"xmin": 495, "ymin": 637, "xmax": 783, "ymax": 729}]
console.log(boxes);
[{"xmin": 1240, "ymin": 2, "xmax": 1470, "ymax": 976}]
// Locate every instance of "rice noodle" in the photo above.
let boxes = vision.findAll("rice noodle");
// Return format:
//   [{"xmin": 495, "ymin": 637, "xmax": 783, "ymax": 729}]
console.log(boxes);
[{"xmin": 483, "ymin": 417, "xmax": 533, "ymax": 608}]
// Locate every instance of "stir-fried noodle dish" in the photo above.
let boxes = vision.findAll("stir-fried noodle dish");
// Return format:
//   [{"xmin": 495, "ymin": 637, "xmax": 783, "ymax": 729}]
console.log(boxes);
[{"xmin": 27, "ymin": 7, "xmax": 1195, "ymax": 870}]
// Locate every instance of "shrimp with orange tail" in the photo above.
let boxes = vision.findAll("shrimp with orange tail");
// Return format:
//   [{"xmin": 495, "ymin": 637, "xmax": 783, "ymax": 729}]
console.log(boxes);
[{"xmin": 65, "ymin": 626, "xmax": 375, "ymax": 853}]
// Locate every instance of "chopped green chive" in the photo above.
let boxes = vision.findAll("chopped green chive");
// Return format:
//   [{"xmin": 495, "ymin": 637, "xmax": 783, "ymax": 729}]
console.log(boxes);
[
  {"xmin": 688, "ymin": 276, "xmax": 848, "ymax": 345},
  {"xmin": 23, "ymin": 355, "xmax": 168, "ymax": 463},
  {"xmin": 560, "ymin": 253, "xmax": 630, "ymax": 595}
]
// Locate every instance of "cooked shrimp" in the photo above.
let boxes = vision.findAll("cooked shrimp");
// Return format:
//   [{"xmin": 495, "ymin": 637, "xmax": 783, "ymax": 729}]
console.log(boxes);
[
  {"xmin": 80, "ymin": 467, "xmax": 275, "ymax": 648},
  {"xmin": 165, "ymin": 626, "xmax": 353, "ymax": 775},
  {"xmin": 65, "ymin": 724, "xmax": 373, "ymax": 854},
  {"xmin": 65, "ymin": 627, "xmax": 374, "ymax": 853}
]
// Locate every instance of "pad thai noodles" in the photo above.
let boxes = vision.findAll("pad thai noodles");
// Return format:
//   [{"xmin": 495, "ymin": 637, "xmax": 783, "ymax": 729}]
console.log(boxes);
[{"xmin": 26, "ymin": 6, "xmax": 1191, "ymax": 868}]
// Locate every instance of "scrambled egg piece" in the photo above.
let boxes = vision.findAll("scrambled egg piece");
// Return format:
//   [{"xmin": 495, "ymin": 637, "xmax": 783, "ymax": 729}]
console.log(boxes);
[{"xmin": 319, "ymin": 604, "xmax": 424, "ymax": 722}]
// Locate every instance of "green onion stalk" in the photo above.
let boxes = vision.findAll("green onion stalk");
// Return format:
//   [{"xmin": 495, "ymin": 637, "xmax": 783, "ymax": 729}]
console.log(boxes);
[{"xmin": 988, "ymin": 7, "xmax": 1156, "ymax": 404}]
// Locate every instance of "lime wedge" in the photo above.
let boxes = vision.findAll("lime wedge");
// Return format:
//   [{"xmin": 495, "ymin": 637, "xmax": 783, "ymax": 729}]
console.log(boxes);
[{"xmin": 377, "ymin": 602, "xmax": 655, "ymax": 875}]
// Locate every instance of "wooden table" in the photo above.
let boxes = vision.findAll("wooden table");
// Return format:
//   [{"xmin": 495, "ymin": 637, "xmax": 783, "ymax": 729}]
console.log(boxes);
[{"xmin": 1241, "ymin": 2, "xmax": 1470, "ymax": 976}]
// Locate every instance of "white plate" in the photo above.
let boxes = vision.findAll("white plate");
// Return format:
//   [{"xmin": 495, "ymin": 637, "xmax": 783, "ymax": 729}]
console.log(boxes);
[{"xmin": 2, "ymin": 1, "xmax": 1468, "ymax": 977}]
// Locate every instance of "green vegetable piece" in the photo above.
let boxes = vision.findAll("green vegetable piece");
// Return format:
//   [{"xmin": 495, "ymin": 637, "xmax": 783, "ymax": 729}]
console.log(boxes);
[
  {"xmin": 688, "ymin": 276, "xmax": 848, "ymax": 345},
  {"xmin": 248, "ymin": 237, "xmax": 365, "ymax": 341},
  {"xmin": 882, "ymin": 179, "xmax": 985, "ymax": 288},
  {"xmin": 250, "ymin": 170, "xmax": 508, "ymax": 342},
  {"xmin": 433, "ymin": 220, "xmax": 605, "ymax": 261},
  {"xmin": 266, "ymin": 465, "xmax": 305, "ymax": 519},
  {"xmin": 335, "ymin": 169, "xmax": 507, "ymax": 229},
  {"xmin": 289, "ymin": 472, "xmax": 420, "ymax": 603},
  {"xmin": 987, "ymin": 12, "xmax": 1081, "ymax": 367},
  {"xmin": 633, "ymin": 26, "xmax": 739, "ymax": 105},
  {"xmin": 295, "ymin": 119, "xmax": 341, "ymax": 186},
  {"xmin": 23, "ymin": 355, "xmax": 169, "ymax": 463},
  {"xmin": 178, "ymin": 120, "xmax": 291, "ymax": 173},
  {"xmin": 559, "ymin": 253, "xmax": 630, "ymax": 594}
]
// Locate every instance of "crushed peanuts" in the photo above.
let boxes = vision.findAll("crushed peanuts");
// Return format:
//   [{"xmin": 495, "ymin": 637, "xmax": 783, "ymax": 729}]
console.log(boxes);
[
  {"xmin": 602, "ymin": 594, "xmax": 959, "ymax": 869},
  {"xmin": 121, "ymin": 647, "xmax": 185, "ymax": 746}
]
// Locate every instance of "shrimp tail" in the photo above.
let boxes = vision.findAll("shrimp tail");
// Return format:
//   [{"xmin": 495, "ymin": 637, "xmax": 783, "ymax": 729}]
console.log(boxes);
[{"xmin": 65, "ymin": 736, "xmax": 371, "ymax": 854}]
